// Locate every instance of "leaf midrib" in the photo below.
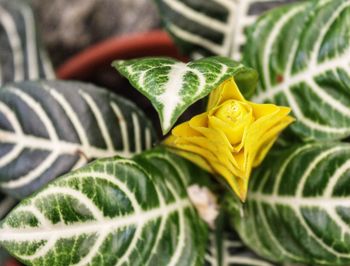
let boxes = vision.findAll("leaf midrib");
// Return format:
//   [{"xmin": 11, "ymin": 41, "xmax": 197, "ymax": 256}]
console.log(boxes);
[
  {"xmin": 249, "ymin": 192, "xmax": 350, "ymax": 208},
  {"xmin": 0, "ymin": 198, "xmax": 191, "ymax": 242},
  {"xmin": 253, "ymin": 50, "xmax": 350, "ymax": 103},
  {"xmin": 0, "ymin": 129, "xmax": 131, "ymax": 159},
  {"xmin": 253, "ymin": 0, "xmax": 350, "ymax": 103}
]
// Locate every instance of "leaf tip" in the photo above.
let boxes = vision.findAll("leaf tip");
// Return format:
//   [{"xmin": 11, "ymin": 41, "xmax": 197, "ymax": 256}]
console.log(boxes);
[
  {"xmin": 161, "ymin": 124, "xmax": 172, "ymax": 136},
  {"xmin": 111, "ymin": 60, "xmax": 125, "ymax": 70}
]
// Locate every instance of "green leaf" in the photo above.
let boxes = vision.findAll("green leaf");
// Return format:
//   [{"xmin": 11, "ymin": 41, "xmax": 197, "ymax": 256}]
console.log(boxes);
[
  {"xmin": 153, "ymin": 0, "xmax": 299, "ymax": 61},
  {"xmin": 0, "ymin": 80, "xmax": 157, "ymax": 199},
  {"xmin": 0, "ymin": 147, "xmax": 209, "ymax": 266},
  {"xmin": 0, "ymin": 0, "xmax": 55, "ymax": 85},
  {"xmin": 246, "ymin": 0, "xmax": 350, "ymax": 141},
  {"xmin": 227, "ymin": 142, "xmax": 350, "ymax": 265},
  {"xmin": 113, "ymin": 56, "xmax": 258, "ymax": 134}
]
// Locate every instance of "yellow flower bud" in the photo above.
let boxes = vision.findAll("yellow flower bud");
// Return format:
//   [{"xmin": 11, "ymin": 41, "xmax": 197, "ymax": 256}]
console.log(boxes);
[
  {"xmin": 165, "ymin": 78, "xmax": 294, "ymax": 201},
  {"xmin": 164, "ymin": 77, "xmax": 294, "ymax": 201},
  {"xmin": 209, "ymin": 100, "xmax": 254, "ymax": 147}
]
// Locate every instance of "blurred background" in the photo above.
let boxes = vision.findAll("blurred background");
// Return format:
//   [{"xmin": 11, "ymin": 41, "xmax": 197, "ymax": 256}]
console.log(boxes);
[{"xmin": 31, "ymin": 0, "xmax": 160, "ymax": 67}]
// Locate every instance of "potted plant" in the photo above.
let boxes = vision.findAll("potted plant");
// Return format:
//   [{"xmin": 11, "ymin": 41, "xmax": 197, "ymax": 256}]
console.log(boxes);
[{"xmin": 1, "ymin": 0, "xmax": 350, "ymax": 266}]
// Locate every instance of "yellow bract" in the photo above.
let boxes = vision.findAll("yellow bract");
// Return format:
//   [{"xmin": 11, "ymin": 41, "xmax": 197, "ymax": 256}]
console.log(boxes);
[{"xmin": 164, "ymin": 77, "xmax": 294, "ymax": 201}]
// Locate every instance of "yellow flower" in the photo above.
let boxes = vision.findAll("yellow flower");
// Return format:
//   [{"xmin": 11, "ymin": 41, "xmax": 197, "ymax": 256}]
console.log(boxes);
[{"xmin": 164, "ymin": 77, "xmax": 294, "ymax": 201}]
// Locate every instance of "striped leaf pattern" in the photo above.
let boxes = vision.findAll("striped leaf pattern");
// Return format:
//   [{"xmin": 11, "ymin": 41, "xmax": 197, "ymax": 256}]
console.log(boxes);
[
  {"xmin": 154, "ymin": 0, "xmax": 299, "ymax": 61},
  {"xmin": 0, "ymin": 0, "xmax": 54, "ymax": 85},
  {"xmin": 0, "ymin": 148, "xmax": 208, "ymax": 266},
  {"xmin": 247, "ymin": 0, "xmax": 350, "ymax": 141},
  {"xmin": 0, "ymin": 81, "xmax": 157, "ymax": 199},
  {"xmin": 227, "ymin": 142, "xmax": 350, "ymax": 265},
  {"xmin": 205, "ymin": 231, "xmax": 276, "ymax": 266},
  {"xmin": 113, "ymin": 57, "xmax": 258, "ymax": 134}
]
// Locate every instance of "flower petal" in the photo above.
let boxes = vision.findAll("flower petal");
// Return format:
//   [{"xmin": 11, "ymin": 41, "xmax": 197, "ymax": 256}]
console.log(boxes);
[
  {"xmin": 164, "ymin": 145, "xmax": 214, "ymax": 173},
  {"xmin": 216, "ymin": 167, "xmax": 248, "ymax": 202},
  {"xmin": 244, "ymin": 109, "xmax": 294, "ymax": 177},
  {"xmin": 174, "ymin": 137, "xmax": 244, "ymax": 178},
  {"xmin": 189, "ymin": 115, "xmax": 233, "ymax": 152},
  {"xmin": 208, "ymin": 116, "xmax": 246, "ymax": 145},
  {"xmin": 252, "ymin": 116, "xmax": 295, "ymax": 167},
  {"xmin": 251, "ymin": 103, "xmax": 291, "ymax": 120},
  {"xmin": 173, "ymin": 121, "xmax": 202, "ymax": 137},
  {"xmin": 207, "ymin": 78, "xmax": 245, "ymax": 109},
  {"xmin": 188, "ymin": 126, "xmax": 241, "ymax": 170}
]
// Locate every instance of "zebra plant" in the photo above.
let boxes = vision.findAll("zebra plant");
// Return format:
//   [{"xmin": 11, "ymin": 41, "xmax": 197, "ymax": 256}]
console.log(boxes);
[
  {"xmin": 113, "ymin": 56, "xmax": 258, "ymax": 134},
  {"xmin": 227, "ymin": 142, "xmax": 350, "ymax": 265},
  {"xmin": 2, "ymin": 0, "xmax": 350, "ymax": 265},
  {"xmin": 0, "ymin": 0, "xmax": 54, "ymax": 262},
  {"xmin": 155, "ymin": 0, "xmax": 350, "ymax": 143},
  {"xmin": 153, "ymin": 0, "xmax": 299, "ymax": 61},
  {"xmin": 0, "ymin": 0, "xmax": 54, "ymax": 85},
  {"xmin": 0, "ymin": 80, "xmax": 157, "ymax": 199},
  {"xmin": 0, "ymin": 148, "xmax": 211, "ymax": 265},
  {"xmin": 246, "ymin": 0, "xmax": 350, "ymax": 141}
]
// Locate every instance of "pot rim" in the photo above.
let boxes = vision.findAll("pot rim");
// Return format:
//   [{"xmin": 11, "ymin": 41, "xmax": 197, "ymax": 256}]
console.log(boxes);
[{"xmin": 56, "ymin": 30, "xmax": 185, "ymax": 80}]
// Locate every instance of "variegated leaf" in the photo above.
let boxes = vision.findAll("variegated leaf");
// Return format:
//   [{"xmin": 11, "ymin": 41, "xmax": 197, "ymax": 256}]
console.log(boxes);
[
  {"xmin": 205, "ymin": 231, "xmax": 276, "ymax": 266},
  {"xmin": 0, "ymin": 148, "xmax": 209, "ymax": 266},
  {"xmin": 154, "ymin": 0, "xmax": 299, "ymax": 61},
  {"xmin": 113, "ymin": 56, "xmax": 258, "ymax": 134},
  {"xmin": 0, "ymin": 80, "xmax": 157, "ymax": 199},
  {"xmin": 227, "ymin": 142, "xmax": 350, "ymax": 265},
  {"xmin": 247, "ymin": 0, "xmax": 350, "ymax": 141},
  {"xmin": 0, "ymin": 0, "xmax": 54, "ymax": 85}
]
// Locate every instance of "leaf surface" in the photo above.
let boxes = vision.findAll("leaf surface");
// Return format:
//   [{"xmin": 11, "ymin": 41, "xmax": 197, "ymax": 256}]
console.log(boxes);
[
  {"xmin": 227, "ymin": 142, "xmax": 350, "ymax": 265},
  {"xmin": 0, "ymin": 0, "xmax": 54, "ymax": 85},
  {"xmin": 113, "ymin": 56, "xmax": 257, "ymax": 134},
  {"xmin": 0, "ymin": 81, "xmax": 157, "ymax": 198},
  {"xmin": 246, "ymin": 0, "xmax": 350, "ymax": 141},
  {"xmin": 154, "ymin": 0, "xmax": 299, "ymax": 61},
  {"xmin": 0, "ymin": 148, "xmax": 209, "ymax": 266}
]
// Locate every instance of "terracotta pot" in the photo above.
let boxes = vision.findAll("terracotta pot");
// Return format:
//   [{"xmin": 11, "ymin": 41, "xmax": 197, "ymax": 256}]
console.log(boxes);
[{"xmin": 56, "ymin": 30, "xmax": 186, "ymax": 80}]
